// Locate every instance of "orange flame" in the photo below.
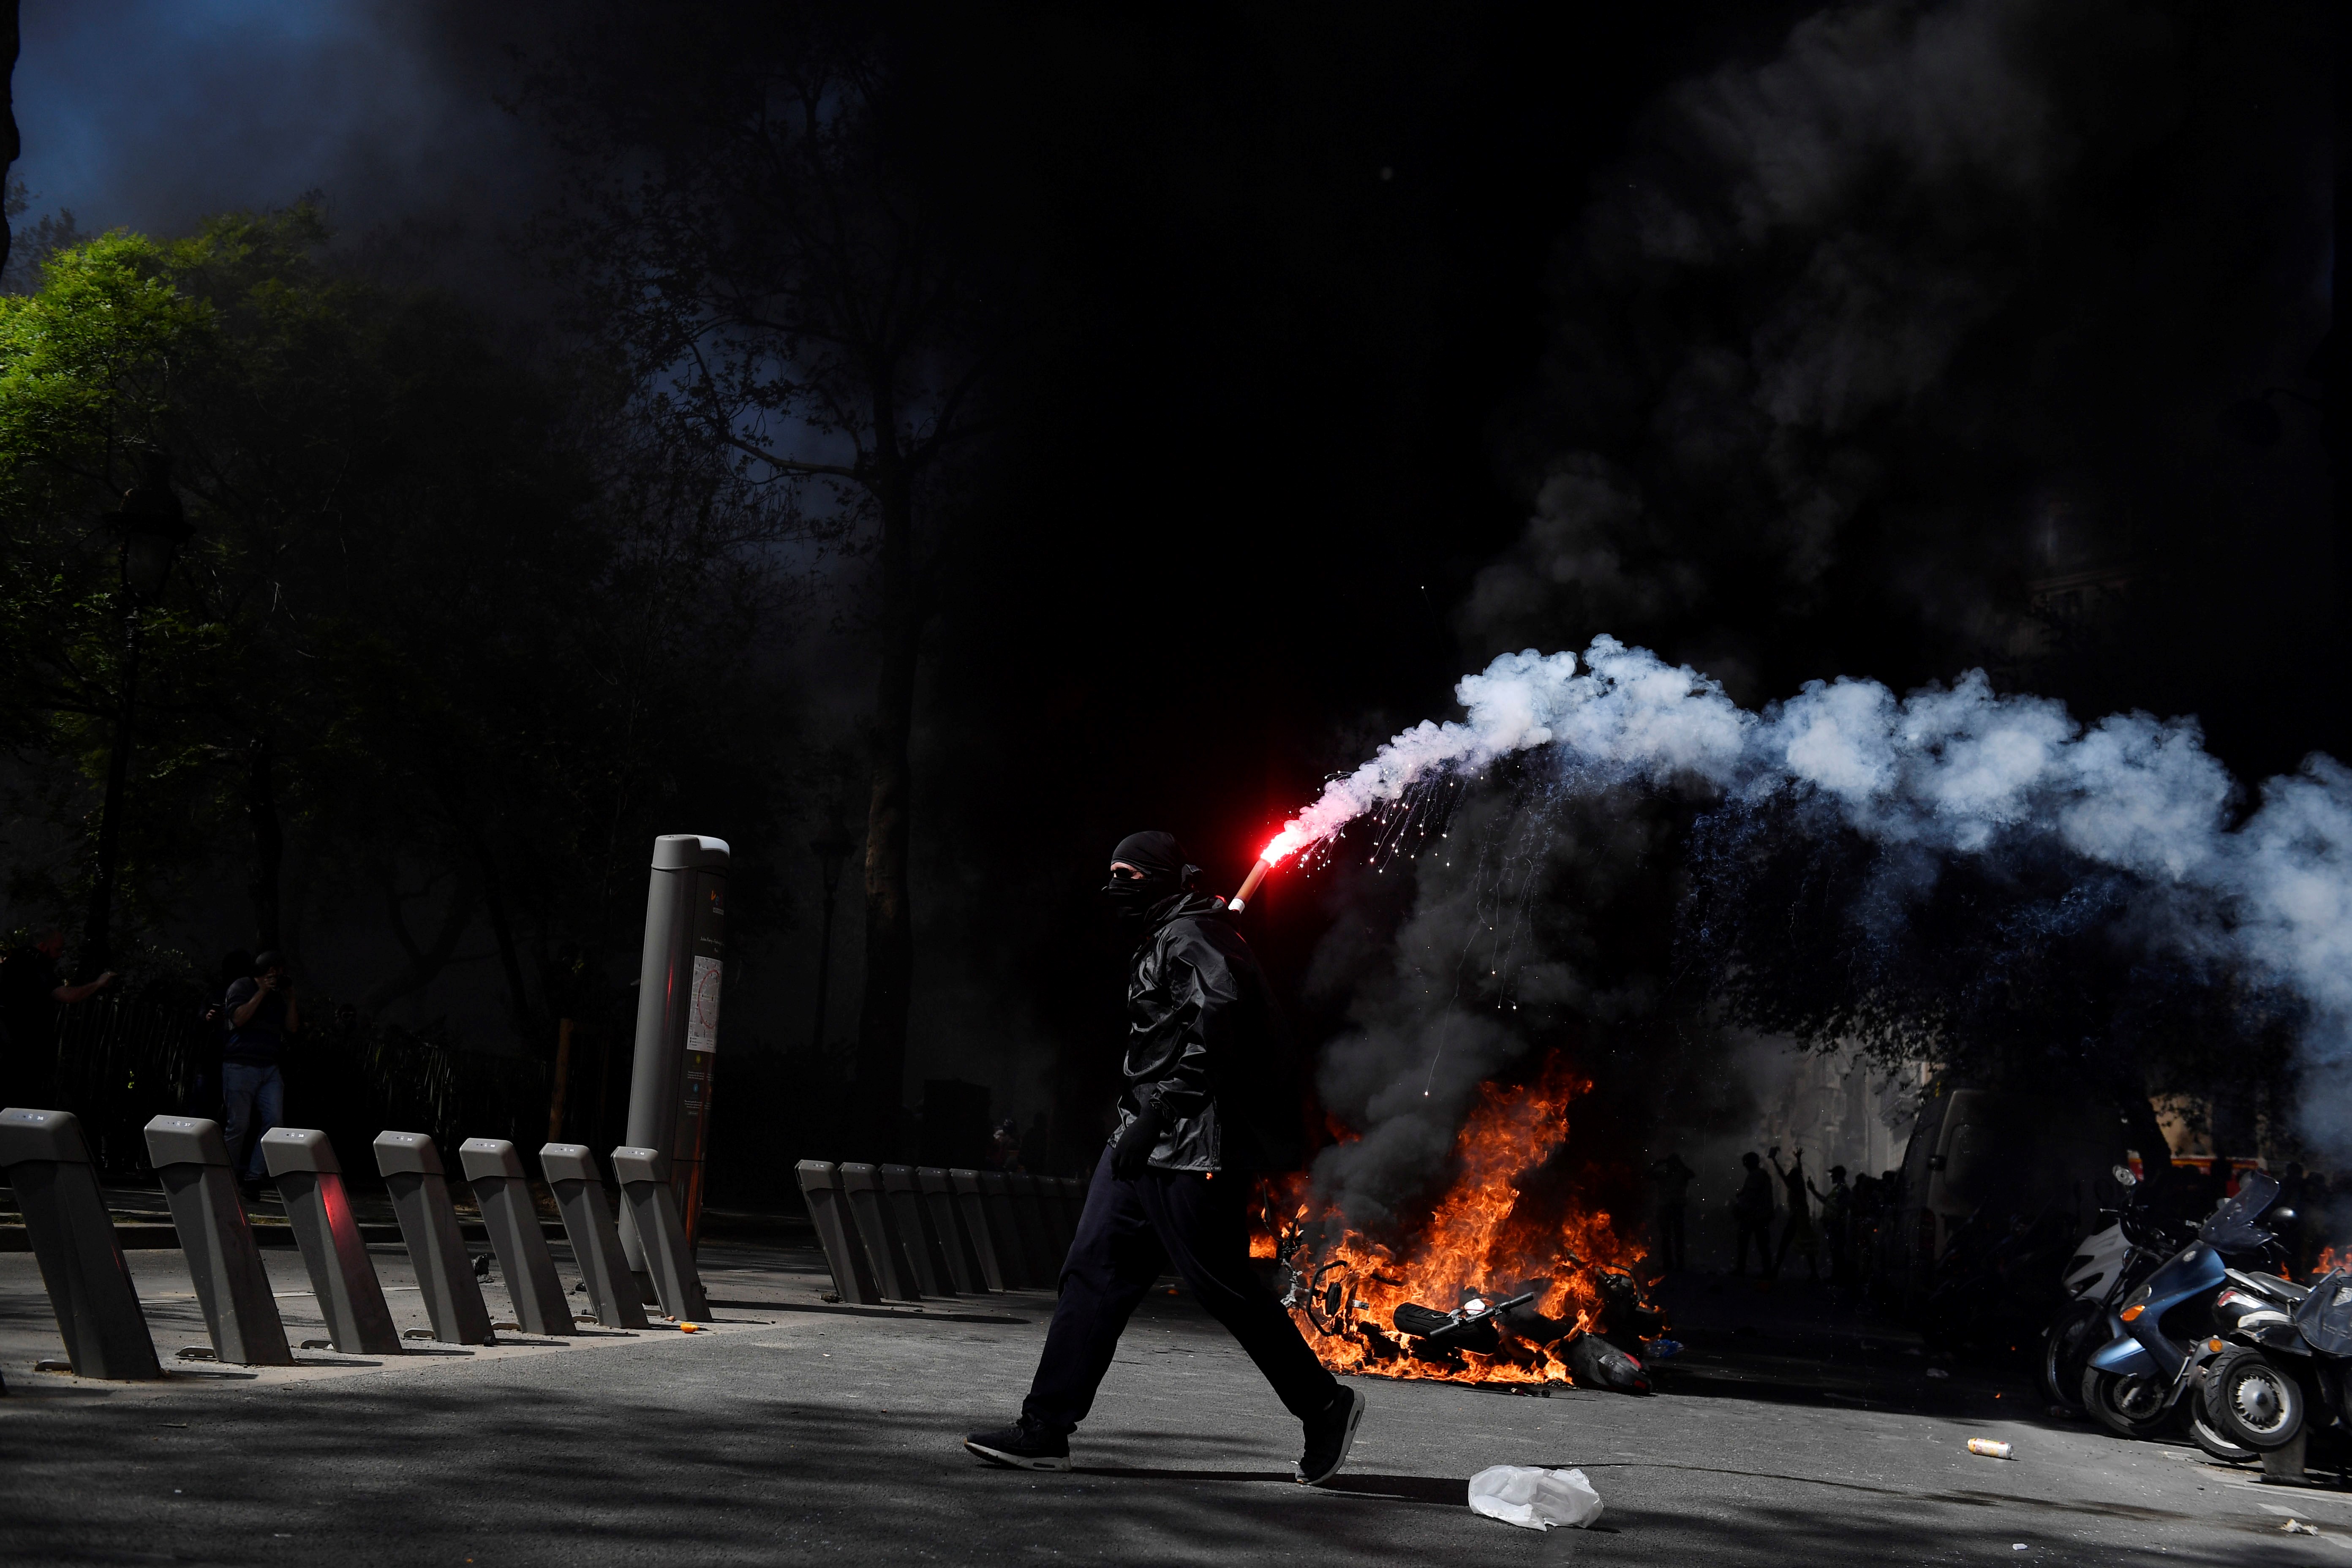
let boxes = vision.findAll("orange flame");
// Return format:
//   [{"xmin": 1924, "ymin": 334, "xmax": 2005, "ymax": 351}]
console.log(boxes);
[{"xmin": 1259, "ymin": 1056, "xmax": 1645, "ymax": 1386}]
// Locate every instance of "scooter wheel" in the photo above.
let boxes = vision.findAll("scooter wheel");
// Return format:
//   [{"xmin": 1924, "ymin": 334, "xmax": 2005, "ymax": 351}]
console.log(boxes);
[
  {"xmin": 2081, "ymin": 1365, "xmax": 2176, "ymax": 1440},
  {"xmin": 2205, "ymin": 1348, "xmax": 2304, "ymax": 1452},
  {"xmin": 2186, "ymin": 1402, "xmax": 2257, "ymax": 1465},
  {"xmin": 2040, "ymin": 1302, "xmax": 2104, "ymax": 1411}
]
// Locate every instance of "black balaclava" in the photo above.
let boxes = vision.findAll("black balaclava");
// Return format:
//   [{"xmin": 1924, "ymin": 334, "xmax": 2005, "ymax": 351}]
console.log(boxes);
[{"xmin": 1105, "ymin": 830, "xmax": 1200, "ymax": 925}]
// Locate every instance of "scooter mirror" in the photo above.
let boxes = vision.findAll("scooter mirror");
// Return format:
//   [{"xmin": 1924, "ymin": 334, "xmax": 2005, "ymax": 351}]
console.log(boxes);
[{"xmin": 2112, "ymin": 1164, "xmax": 2138, "ymax": 1188}]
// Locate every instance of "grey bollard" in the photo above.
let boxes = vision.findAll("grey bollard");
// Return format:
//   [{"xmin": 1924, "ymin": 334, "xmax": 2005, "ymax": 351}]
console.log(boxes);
[
  {"xmin": 977, "ymin": 1170, "xmax": 1029, "ymax": 1288},
  {"xmin": 612, "ymin": 1146, "xmax": 710, "ymax": 1319},
  {"xmin": 796, "ymin": 1160, "xmax": 880, "ymax": 1305},
  {"xmin": 879, "ymin": 1163, "xmax": 950, "ymax": 1297},
  {"xmin": 917, "ymin": 1167, "xmax": 983, "ymax": 1294},
  {"xmin": 541, "ymin": 1143, "xmax": 648, "ymax": 1330},
  {"xmin": 948, "ymin": 1168, "xmax": 1007, "ymax": 1292},
  {"xmin": 373, "ymin": 1131, "xmax": 494, "ymax": 1345},
  {"xmin": 459, "ymin": 1139, "xmax": 574, "ymax": 1337},
  {"xmin": 144, "ymin": 1116, "xmax": 292, "ymax": 1366},
  {"xmin": 0, "ymin": 1108, "xmax": 162, "ymax": 1379},
  {"xmin": 260, "ymin": 1128, "xmax": 401, "ymax": 1354},
  {"xmin": 838, "ymin": 1162, "xmax": 920, "ymax": 1300},
  {"xmin": 1007, "ymin": 1173, "xmax": 1059, "ymax": 1287}
]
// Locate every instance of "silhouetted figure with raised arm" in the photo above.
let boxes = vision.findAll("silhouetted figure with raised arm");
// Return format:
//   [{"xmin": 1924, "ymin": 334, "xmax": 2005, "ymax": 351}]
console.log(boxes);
[
  {"xmin": 1810, "ymin": 1164, "xmax": 1852, "ymax": 1285},
  {"xmin": 1771, "ymin": 1147, "xmax": 1818, "ymax": 1282}
]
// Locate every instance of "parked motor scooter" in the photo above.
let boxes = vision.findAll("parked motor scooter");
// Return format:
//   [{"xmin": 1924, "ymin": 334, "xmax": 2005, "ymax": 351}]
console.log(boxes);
[
  {"xmin": 2039, "ymin": 1164, "xmax": 2183, "ymax": 1411},
  {"xmin": 2081, "ymin": 1169, "xmax": 2292, "ymax": 1456},
  {"xmin": 2201, "ymin": 1264, "xmax": 2352, "ymax": 1454}
]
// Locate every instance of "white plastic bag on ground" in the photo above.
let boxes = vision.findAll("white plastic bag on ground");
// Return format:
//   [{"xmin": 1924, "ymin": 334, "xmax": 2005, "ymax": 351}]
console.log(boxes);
[{"xmin": 1466, "ymin": 1465, "xmax": 1604, "ymax": 1530}]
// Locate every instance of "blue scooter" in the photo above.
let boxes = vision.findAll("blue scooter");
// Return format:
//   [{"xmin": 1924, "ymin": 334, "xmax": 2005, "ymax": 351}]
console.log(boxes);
[{"xmin": 2082, "ymin": 1169, "xmax": 2289, "ymax": 1446}]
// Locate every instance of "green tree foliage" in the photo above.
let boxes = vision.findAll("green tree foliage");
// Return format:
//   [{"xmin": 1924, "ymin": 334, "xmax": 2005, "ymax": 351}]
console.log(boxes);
[{"xmin": 0, "ymin": 207, "xmax": 795, "ymax": 1047}]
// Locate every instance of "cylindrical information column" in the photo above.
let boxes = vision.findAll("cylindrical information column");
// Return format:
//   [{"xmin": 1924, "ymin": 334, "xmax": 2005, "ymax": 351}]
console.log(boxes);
[{"xmin": 621, "ymin": 833, "xmax": 729, "ymax": 1271}]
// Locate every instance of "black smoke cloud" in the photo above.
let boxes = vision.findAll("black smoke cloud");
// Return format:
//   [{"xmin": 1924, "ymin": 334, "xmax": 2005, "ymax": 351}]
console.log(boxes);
[{"xmin": 1473, "ymin": 0, "xmax": 2332, "ymax": 749}]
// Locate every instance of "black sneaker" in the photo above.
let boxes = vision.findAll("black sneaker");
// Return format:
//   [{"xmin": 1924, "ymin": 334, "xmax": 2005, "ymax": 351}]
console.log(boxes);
[
  {"xmin": 1295, "ymin": 1384, "xmax": 1367, "ymax": 1485},
  {"xmin": 964, "ymin": 1418, "xmax": 1071, "ymax": 1472}
]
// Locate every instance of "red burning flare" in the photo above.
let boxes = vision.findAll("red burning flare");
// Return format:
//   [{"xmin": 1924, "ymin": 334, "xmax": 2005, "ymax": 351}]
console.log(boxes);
[{"xmin": 1254, "ymin": 1057, "xmax": 1644, "ymax": 1385}]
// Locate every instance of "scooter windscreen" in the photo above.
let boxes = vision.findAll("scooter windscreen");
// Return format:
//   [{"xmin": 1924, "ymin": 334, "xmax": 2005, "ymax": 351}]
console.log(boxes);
[
  {"xmin": 2292, "ymin": 1268, "xmax": 2352, "ymax": 1357},
  {"xmin": 2199, "ymin": 1168, "xmax": 2281, "ymax": 1256}
]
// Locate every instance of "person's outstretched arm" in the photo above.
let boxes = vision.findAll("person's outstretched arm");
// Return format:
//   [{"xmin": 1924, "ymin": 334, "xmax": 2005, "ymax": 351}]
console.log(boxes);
[{"xmin": 53, "ymin": 971, "xmax": 117, "ymax": 1004}]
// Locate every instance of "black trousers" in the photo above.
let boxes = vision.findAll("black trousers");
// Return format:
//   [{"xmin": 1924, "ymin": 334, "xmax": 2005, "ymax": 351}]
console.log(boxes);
[{"xmin": 1022, "ymin": 1147, "xmax": 1339, "ymax": 1435}]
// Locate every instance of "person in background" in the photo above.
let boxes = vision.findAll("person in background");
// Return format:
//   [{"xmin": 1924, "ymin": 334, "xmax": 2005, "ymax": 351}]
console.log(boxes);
[
  {"xmin": 1810, "ymin": 1164, "xmax": 1853, "ymax": 1285},
  {"xmin": 1732, "ymin": 1151, "xmax": 1775, "ymax": 1279},
  {"xmin": 221, "ymin": 951, "xmax": 298, "ymax": 1200},
  {"xmin": 0, "ymin": 931, "xmax": 117, "ymax": 1108},
  {"xmin": 191, "ymin": 949, "xmax": 254, "ymax": 1122},
  {"xmin": 1771, "ymin": 1147, "xmax": 1819, "ymax": 1282},
  {"xmin": 1649, "ymin": 1152, "xmax": 1694, "ymax": 1274}
]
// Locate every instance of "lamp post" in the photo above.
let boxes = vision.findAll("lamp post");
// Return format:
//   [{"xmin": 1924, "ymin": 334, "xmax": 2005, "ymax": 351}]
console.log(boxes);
[
  {"xmin": 808, "ymin": 827, "xmax": 855, "ymax": 1055},
  {"xmin": 79, "ymin": 451, "xmax": 191, "ymax": 977}
]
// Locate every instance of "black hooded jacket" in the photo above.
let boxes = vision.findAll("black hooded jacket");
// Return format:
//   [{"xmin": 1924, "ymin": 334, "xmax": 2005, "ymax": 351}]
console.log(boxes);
[{"xmin": 1113, "ymin": 890, "xmax": 1306, "ymax": 1174}]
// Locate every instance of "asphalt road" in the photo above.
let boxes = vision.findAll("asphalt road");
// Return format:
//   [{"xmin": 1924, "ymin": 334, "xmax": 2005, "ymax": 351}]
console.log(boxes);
[{"xmin": 1, "ymin": 1238, "xmax": 2345, "ymax": 1566}]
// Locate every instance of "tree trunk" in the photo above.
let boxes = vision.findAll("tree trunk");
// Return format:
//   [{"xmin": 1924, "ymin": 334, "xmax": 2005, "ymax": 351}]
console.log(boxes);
[
  {"xmin": 466, "ymin": 827, "xmax": 542, "ymax": 1054},
  {"xmin": 853, "ymin": 451, "xmax": 922, "ymax": 1158},
  {"xmin": 245, "ymin": 737, "xmax": 283, "ymax": 951},
  {"xmin": 364, "ymin": 871, "xmax": 478, "ymax": 1015}
]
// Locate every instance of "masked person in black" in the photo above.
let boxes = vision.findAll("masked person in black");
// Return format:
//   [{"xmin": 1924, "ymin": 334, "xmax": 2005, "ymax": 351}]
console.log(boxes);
[{"xmin": 964, "ymin": 832, "xmax": 1366, "ymax": 1484}]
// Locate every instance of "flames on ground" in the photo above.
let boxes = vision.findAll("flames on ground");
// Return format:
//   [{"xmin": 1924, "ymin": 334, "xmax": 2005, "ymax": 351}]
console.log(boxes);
[{"xmin": 1253, "ymin": 1056, "xmax": 1657, "ymax": 1386}]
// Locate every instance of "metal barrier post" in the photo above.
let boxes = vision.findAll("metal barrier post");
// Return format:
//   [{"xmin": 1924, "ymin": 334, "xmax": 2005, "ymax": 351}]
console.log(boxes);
[
  {"xmin": 143, "ymin": 1116, "xmax": 291, "ymax": 1366},
  {"xmin": 0, "ymin": 1107, "xmax": 161, "ymax": 1379},
  {"xmin": 880, "ymin": 1163, "xmax": 950, "ymax": 1296},
  {"xmin": 458, "ymin": 1138, "xmax": 574, "ymax": 1337},
  {"xmin": 259, "ymin": 1128, "xmax": 400, "ymax": 1354},
  {"xmin": 838, "ymin": 1161, "xmax": 919, "ymax": 1300},
  {"xmin": 621, "ymin": 834, "xmax": 730, "ymax": 1278},
  {"xmin": 373, "ymin": 1131, "xmax": 493, "ymax": 1345},
  {"xmin": 612, "ymin": 1145, "xmax": 710, "ymax": 1319},
  {"xmin": 795, "ymin": 1161, "xmax": 880, "ymax": 1304},
  {"xmin": 977, "ymin": 1171, "xmax": 1028, "ymax": 1288},
  {"xmin": 916, "ymin": 1167, "xmax": 982, "ymax": 1293},
  {"xmin": 540, "ymin": 1143, "xmax": 648, "ymax": 1329},
  {"xmin": 948, "ymin": 1168, "xmax": 1006, "ymax": 1291}
]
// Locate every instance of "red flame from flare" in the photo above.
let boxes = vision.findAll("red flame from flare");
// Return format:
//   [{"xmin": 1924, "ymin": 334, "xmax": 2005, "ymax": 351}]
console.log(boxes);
[{"xmin": 1256, "ymin": 1056, "xmax": 1642, "ymax": 1385}]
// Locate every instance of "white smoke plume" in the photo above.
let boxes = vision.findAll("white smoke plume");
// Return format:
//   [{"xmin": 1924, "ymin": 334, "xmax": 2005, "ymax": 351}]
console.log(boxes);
[{"xmin": 1287, "ymin": 636, "xmax": 2352, "ymax": 1159}]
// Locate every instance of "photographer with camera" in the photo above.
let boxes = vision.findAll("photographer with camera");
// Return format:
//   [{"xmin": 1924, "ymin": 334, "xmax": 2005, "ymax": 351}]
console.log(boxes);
[{"xmin": 221, "ymin": 951, "xmax": 299, "ymax": 1201}]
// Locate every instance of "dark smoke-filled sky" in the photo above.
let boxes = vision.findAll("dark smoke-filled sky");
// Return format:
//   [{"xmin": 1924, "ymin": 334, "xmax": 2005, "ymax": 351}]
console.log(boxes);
[{"xmin": 10, "ymin": 1, "xmax": 2337, "ymax": 1183}]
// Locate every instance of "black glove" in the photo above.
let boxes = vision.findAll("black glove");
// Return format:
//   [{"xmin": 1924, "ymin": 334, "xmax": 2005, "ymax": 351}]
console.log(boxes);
[{"xmin": 1111, "ymin": 1093, "xmax": 1165, "ymax": 1180}]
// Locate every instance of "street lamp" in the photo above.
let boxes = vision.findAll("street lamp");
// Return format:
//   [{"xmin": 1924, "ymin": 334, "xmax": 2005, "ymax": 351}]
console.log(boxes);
[
  {"xmin": 808, "ymin": 825, "xmax": 857, "ymax": 1055},
  {"xmin": 79, "ymin": 450, "xmax": 191, "ymax": 977}
]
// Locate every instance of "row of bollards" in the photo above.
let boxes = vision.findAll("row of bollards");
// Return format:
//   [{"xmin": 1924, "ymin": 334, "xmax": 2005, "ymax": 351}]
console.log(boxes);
[
  {"xmin": 795, "ymin": 1160, "xmax": 1085, "ymax": 1305},
  {"xmin": 0, "ymin": 1105, "xmax": 709, "ymax": 1378}
]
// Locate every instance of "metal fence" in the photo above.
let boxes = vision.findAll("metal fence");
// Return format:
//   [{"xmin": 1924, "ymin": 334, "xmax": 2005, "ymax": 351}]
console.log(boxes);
[{"xmin": 34, "ymin": 980, "xmax": 550, "ymax": 1178}]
